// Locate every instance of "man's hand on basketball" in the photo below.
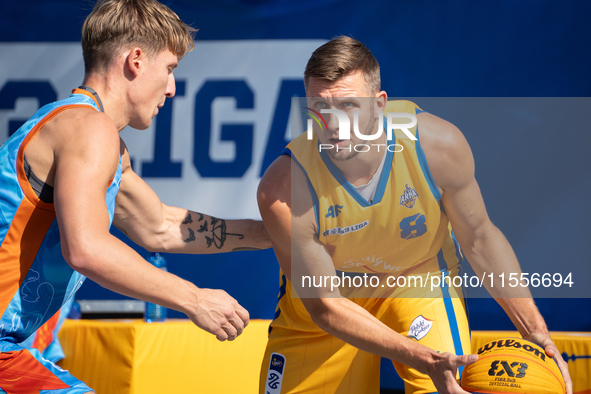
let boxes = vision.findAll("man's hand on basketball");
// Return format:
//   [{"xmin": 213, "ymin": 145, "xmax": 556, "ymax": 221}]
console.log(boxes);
[
  {"xmin": 427, "ymin": 352, "xmax": 478, "ymax": 394},
  {"xmin": 525, "ymin": 332, "xmax": 573, "ymax": 394},
  {"xmin": 187, "ymin": 288, "xmax": 250, "ymax": 341}
]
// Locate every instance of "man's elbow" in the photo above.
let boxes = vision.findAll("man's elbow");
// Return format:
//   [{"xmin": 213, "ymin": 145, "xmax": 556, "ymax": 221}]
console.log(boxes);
[
  {"xmin": 134, "ymin": 231, "xmax": 169, "ymax": 253},
  {"xmin": 303, "ymin": 298, "xmax": 335, "ymax": 330},
  {"xmin": 114, "ymin": 222, "xmax": 170, "ymax": 253},
  {"xmin": 61, "ymin": 241, "xmax": 98, "ymax": 274},
  {"xmin": 467, "ymin": 220, "xmax": 501, "ymax": 249}
]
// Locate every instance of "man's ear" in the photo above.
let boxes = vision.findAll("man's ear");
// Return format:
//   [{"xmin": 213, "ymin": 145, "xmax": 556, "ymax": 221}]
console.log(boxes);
[
  {"xmin": 375, "ymin": 90, "xmax": 388, "ymax": 116},
  {"xmin": 124, "ymin": 47, "xmax": 143, "ymax": 78}
]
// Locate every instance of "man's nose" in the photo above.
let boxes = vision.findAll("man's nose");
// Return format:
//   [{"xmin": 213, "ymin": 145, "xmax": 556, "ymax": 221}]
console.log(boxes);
[
  {"xmin": 166, "ymin": 73, "xmax": 176, "ymax": 98},
  {"xmin": 326, "ymin": 112, "xmax": 340, "ymax": 134}
]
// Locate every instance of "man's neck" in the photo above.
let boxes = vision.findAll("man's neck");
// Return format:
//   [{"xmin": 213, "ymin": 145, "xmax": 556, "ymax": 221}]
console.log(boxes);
[{"xmin": 82, "ymin": 74, "xmax": 129, "ymax": 132}]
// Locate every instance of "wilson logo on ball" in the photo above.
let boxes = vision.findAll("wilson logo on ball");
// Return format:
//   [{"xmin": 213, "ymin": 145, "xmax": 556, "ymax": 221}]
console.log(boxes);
[
  {"xmin": 478, "ymin": 338, "xmax": 546, "ymax": 361},
  {"xmin": 461, "ymin": 337, "xmax": 566, "ymax": 394}
]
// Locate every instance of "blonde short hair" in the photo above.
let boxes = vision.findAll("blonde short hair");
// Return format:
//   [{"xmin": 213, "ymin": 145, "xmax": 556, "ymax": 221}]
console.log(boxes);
[{"xmin": 82, "ymin": 0, "xmax": 196, "ymax": 73}]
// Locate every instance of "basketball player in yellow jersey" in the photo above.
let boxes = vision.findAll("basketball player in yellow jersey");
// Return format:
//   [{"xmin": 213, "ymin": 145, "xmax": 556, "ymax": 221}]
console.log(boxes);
[{"xmin": 257, "ymin": 36, "xmax": 572, "ymax": 394}]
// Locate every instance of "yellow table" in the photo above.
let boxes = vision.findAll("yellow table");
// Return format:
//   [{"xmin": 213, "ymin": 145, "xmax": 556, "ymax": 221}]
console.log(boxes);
[
  {"xmin": 57, "ymin": 319, "xmax": 270, "ymax": 394},
  {"xmin": 57, "ymin": 320, "xmax": 591, "ymax": 394}
]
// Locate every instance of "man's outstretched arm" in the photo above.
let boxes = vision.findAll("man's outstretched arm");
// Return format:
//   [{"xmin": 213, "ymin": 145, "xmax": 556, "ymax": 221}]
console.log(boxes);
[
  {"xmin": 112, "ymin": 139, "xmax": 271, "ymax": 254},
  {"xmin": 54, "ymin": 110, "xmax": 248, "ymax": 341},
  {"xmin": 418, "ymin": 112, "xmax": 572, "ymax": 394}
]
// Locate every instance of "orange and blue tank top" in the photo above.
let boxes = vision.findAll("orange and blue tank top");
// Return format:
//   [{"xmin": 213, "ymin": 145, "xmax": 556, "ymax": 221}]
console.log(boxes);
[{"xmin": 0, "ymin": 89, "xmax": 122, "ymax": 344}]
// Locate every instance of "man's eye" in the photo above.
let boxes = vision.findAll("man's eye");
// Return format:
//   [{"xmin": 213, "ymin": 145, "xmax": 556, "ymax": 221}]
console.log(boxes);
[
  {"xmin": 342, "ymin": 102, "xmax": 355, "ymax": 107},
  {"xmin": 315, "ymin": 102, "xmax": 328, "ymax": 109}
]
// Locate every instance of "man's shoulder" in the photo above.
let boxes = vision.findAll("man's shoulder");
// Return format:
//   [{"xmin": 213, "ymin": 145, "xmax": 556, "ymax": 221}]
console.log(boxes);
[
  {"xmin": 258, "ymin": 155, "xmax": 292, "ymax": 201},
  {"xmin": 47, "ymin": 106, "xmax": 117, "ymax": 136},
  {"xmin": 44, "ymin": 106, "xmax": 120, "ymax": 168},
  {"xmin": 258, "ymin": 152, "xmax": 313, "ymax": 203},
  {"xmin": 417, "ymin": 111, "xmax": 470, "ymax": 157},
  {"xmin": 417, "ymin": 112, "xmax": 474, "ymax": 191}
]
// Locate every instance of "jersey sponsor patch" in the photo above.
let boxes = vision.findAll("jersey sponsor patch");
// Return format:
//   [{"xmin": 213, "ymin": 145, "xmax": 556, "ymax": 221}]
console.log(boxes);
[
  {"xmin": 399, "ymin": 183, "xmax": 419, "ymax": 209},
  {"xmin": 322, "ymin": 220, "xmax": 369, "ymax": 237},
  {"xmin": 266, "ymin": 352, "xmax": 286, "ymax": 394},
  {"xmin": 407, "ymin": 315, "xmax": 433, "ymax": 341}
]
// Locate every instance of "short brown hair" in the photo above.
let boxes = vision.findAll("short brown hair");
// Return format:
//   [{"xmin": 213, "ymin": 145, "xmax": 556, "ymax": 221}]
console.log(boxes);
[
  {"xmin": 304, "ymin": 36, "xmax": 381, "ymax": 94},
  {"xmin": 82, "ymin": 0, "xmax": 196, "ymax": 74}
]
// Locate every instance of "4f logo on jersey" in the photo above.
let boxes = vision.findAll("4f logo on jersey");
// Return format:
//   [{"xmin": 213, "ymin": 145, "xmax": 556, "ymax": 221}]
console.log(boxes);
[
  {"xmin": 488, "ymin": 360, "xmax": 528, "ymax": 378},
  {"xmin": 399, "ymin": 184, "xmax": 419, "ymax": 209},
  {"xmin": 326, "ymin": 204, "xmax": 343, "ymax": 218},
  {"xmin": 266, "ymin": 353, "xmax": 286, "ymax": 394}
]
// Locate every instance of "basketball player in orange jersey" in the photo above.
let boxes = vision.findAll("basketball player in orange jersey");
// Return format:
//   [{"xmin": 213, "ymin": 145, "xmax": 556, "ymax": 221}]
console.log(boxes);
[
  {"xmin": 258, "ymin": 36, "xmax": 571, "ymax": 394},
  {"xmin": 0, "ymin": 0, "xmax": 270, "ymax": 392}
]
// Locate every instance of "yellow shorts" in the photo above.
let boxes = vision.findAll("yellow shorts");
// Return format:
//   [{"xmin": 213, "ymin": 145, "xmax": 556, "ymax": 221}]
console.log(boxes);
[{"xmin": 259, "ymin": 293, "xmax": 470, "ymax": 394}]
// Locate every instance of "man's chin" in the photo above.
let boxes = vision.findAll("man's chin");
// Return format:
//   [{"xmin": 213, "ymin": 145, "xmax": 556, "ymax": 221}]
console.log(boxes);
[
  {"xmin": 128, "ymin": 119, "xmax": 152, "ymax": 131},
  {"xmin": 327, "ymin": 149, "xmax": 358, "ymax": 161}
]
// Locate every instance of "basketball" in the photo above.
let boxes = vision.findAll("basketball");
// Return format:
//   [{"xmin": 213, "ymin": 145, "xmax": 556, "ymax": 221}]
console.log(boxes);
[{"xmin": 460, "ymin": 337, "xmax": 565, "ymax": 393}]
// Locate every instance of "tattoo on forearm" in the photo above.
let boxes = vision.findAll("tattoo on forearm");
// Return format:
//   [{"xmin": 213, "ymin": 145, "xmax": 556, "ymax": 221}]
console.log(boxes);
[
  {"xmin": 183, "ymin": 215, "xmax": 245, "ymax": 249},
  {"xmin": 182, "ymin": 213, "xmax": 193, "ymax": 224},
  {"xmin": 183, "ymin": 228, "xmax": 196, "ymax": 243},
  {"xmin": 204, "ymin": 217, "xmax": 244, "ymax": 249},
  {"xmin": 197, "ymin": 221, "xmax": 208, "ymax": 233}
]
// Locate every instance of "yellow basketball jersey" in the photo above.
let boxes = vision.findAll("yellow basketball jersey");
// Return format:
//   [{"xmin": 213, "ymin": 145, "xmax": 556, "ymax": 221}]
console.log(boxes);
[{"xmin": 270, "ymin": 100, "xmax": 463, "ymax": 332}]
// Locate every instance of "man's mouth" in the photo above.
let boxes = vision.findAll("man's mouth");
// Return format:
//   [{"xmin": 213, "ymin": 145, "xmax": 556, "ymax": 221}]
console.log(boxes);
[{"xmin": 329, "ymin": 138, "xmax": 347, "ymax": 145}]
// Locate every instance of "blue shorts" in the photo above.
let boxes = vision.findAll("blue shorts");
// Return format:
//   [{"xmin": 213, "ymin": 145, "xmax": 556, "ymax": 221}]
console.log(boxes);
[{"xmin": 0, "ymin": 340, "xmax": 93, "ymax": 394}]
